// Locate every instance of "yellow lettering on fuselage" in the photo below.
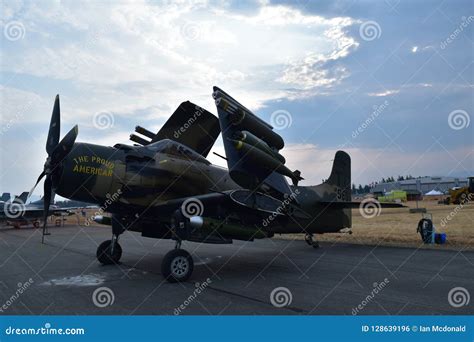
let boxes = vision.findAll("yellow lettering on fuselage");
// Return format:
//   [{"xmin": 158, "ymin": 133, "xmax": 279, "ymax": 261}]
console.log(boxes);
[{"xmin": 72, "ymin": 155, "xmax": 115, "ymax": 177}]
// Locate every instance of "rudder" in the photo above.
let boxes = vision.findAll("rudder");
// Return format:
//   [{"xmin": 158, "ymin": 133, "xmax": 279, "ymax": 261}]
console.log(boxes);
[
  {"xmin": 13, "ymin": 191, "xmax": 29, "ymax": 204},
  {"xmin": 325, "ymin": 151, "xmax": 351, "ymax": 202}
]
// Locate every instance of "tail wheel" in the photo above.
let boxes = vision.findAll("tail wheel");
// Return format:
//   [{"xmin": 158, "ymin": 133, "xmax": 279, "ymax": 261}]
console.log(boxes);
[
  {"xmin": 96, "ymin": 240, "xmax": 122, "ymax": 265},
  {"xmin": 162, "ymin": 249, "xmax": 194, "ymax": 283},
  {"xmin": 304, "ymin": 233, "xmax": 319, "ymax": 249}
]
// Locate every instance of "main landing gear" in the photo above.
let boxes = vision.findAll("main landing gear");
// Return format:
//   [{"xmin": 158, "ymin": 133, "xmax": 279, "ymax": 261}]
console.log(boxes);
[
  {"xmin": 305, "ymin": 233, "xmax": 319, "ymax": 249},
  {"xmin": 161, "ymin": 240, "xmax": 194, "ymax": 283},
  {"xmin": 96, "ymin": 237, "xmax": 194, "ymax": 283},
  {"xmin": 96, "ymin": 212, "xmax": 194, "ymax": 283},
  {"xmin": 96, "ymin": 235, "xmax": 122, "ymax": 265}
]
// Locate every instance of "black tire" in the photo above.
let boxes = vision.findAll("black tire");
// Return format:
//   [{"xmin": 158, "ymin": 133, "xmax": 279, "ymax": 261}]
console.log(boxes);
[
  {"xmin": 304, "ymin": 234, "xmax": 313, "ymax": 246},
  {"xmin": 161, "ymin": 249, "xmax": 194, "ymax": 283},
  {"xmin": 96, "ymin": 240, "xmax": 122, "ymax": 265}
]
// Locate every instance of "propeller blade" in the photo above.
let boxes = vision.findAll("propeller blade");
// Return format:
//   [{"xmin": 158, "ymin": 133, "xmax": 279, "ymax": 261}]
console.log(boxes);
[
  {"xmin": 51, "ymin": 125, "xmax": 78, "ymax": 165},
  {"xmin": 46, "ymin": 95, "xmax": 61, "ymax": 155},
  {"xmin": 27, "ymin": 170, "xmax": 46, "ymax": 200},
  {"xmin": 42, "ymin": 175, "xmax": 52, "ymax": 244}
]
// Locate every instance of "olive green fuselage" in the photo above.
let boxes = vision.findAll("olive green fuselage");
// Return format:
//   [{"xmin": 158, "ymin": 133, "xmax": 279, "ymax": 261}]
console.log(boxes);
[{"xmin": 54, "ymin": 142, "xmax": 350, "ymax": 237}]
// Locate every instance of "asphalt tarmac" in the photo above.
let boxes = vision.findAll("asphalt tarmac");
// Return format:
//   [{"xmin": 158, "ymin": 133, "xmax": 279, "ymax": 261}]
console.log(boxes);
[{"xmin": 0, "ymin": 224, "xmax": 472, "ymax": 315}]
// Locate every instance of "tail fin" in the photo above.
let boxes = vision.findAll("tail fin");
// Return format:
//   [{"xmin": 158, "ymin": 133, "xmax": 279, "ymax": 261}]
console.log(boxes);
[
  {"xmin": 13, "ymin": 191, "xmax": 29, "ymax": 204},
  {"xmin": 35, "ymin": 192, "xmax": 55, "ymax": 205},
  {"xmin": 0, "ymin": 192, "xmax": 11, "ymax": 202},
  {"xmin": 325, "ymin": 151, "xmax": 351, "ymax": 201}
]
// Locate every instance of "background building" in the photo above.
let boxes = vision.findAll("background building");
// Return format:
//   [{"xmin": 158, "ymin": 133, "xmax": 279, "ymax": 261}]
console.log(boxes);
[{"xmin": 371, "ymin": 176, "xmax": 468, "ymax": 196}]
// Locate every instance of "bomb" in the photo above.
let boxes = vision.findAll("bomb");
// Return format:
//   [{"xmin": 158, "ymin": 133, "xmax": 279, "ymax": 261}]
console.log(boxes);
[
  {"xmin": 232, "ymin": 139, "xmax": 301, "ymax": 185},
  {"xmin": 214, "ymin": 89, "xmax": 284, "ymax": 150},
  {"xmin": 234, "ymin": 130, "xmax": 285, "ymax": 164}
]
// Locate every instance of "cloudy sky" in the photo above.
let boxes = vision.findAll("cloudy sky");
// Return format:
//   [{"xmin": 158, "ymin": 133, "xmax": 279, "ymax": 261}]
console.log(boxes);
[{"xmin": 1, "ymin": 0, "xmax": 473, "ymax": 198}]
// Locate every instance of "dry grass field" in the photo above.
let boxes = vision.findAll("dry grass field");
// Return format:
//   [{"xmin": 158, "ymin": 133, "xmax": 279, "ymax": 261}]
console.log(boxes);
[
  {"xmin": 280, "ymin": 201, "xmax": 474, "ymax": 251},
  {"xmin": 20, "ymin": 201, "xmax": 473, "ymax": 252}
]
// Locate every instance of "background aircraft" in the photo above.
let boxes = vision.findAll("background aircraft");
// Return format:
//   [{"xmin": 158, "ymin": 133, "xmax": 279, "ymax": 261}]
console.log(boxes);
[
  {"xmin": 30, "ymin": 88, "xmax": 402, "ymax": 282},
  {"xmin": 1, "ymin": 191, "xmax": 75, "ymax": 228},
  {"xmin": 12, "ymin": 191, "xmax": 28, "ymax": 204},
  {"xmin": 0, "ymin": 192, "xmax": 11, "ymax": 203}
]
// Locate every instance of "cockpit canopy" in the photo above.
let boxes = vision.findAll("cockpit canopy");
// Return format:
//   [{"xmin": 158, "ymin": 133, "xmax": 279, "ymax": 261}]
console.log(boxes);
[{"xmin": 145, "ymin": 139, "xmax": 210, "ymax": 164}]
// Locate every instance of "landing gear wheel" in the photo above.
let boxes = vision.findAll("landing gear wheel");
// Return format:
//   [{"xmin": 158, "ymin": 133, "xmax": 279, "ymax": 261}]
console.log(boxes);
[
  {"xmin": 96, "ymin": 240, "xmax": 122, "ymax": 265},
  {"xmin": 33, "ymin": 221, "xmax": 40, "ymax": 228},
  {"xmin": 304, "ymin": 233, "xmax": 319, "ymax": 249},
  {"xmin": 162, "ymin": 249, "xmax": 194, "ymax": 283}
]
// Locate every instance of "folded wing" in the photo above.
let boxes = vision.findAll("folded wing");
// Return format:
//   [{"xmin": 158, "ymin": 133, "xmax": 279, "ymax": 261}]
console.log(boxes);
[
  {"xmin": 130, "ymin": 101, "xmax": 221, "ymax": 157},
  {"xmin": 213, "ymin": 87, "xmax": 302, "ymax": 197}
]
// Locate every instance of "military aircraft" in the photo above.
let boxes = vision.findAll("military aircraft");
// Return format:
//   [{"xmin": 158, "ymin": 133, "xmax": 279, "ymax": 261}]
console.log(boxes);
[
  {"xmin": 0, "ymin": 192, "xmax": 12, "ymax": 204},
  {"xmin": 1, "ymin": 191, "xmax": 75, "ymax": 228},
  {"xmin": 12, "ymin": 192, "xmax": 28, "ymax": 204},
  {"xmin": 29, "ymin": 87, "xmax": 402, "ymax": 282}
]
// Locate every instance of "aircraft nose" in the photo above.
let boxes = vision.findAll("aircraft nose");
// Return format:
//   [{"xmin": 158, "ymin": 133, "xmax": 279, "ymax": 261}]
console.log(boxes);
[{"xmin": 53, "ymin": 142, "xmax": 124, "ymax": 204}]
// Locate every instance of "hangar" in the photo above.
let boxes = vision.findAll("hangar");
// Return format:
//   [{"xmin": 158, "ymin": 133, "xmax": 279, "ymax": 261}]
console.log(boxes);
[{"xmin": 371, "ymin": 176, "xmax": 468, "ymax": 195}]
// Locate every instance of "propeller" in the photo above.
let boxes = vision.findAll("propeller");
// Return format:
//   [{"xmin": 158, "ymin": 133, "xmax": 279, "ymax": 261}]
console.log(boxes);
[{"xmin": 29, "ymin": 95, "xmax": 78, "ymax": 243}]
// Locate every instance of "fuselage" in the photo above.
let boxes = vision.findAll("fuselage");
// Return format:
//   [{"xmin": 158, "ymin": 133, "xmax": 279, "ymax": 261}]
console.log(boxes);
[
  {"xmin": 53, "ymin": 140, "xmax": 350, "ymax": 235},
  {"xmin": 54, "ymin": 141, "xmax": 239, "ymax": 208}
]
